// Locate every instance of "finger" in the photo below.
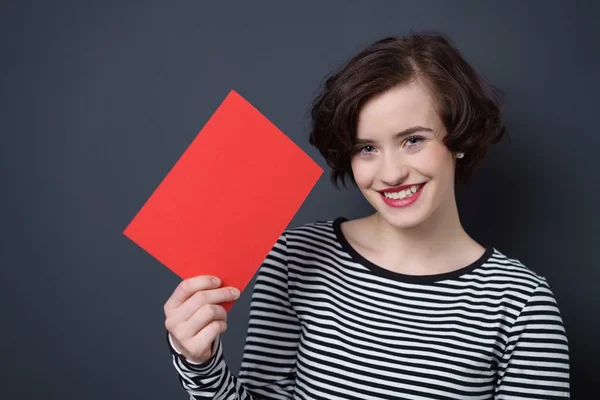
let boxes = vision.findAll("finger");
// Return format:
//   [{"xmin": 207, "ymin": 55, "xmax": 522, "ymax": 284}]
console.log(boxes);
[
  {"xmin": 180, "ymin": 304, "xmax": 227, "ymax": 338},
  {"xmin": 164, "ymin": 275, "xmax": 221, "ymax": 313},
  {"xmin": 173, "ymin": 287, "xmax": 239, "ymax": 323},
  {"xmin": 165, "ymin": 287, "xmax": 238, "ymax": 330},
  {"xmin": 188, "ymin": 320, "xmax": 228, "ymax": 357}
]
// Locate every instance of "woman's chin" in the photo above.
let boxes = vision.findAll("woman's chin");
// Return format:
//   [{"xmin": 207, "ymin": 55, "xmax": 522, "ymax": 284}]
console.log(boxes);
[
  {"xmin": 371, "ymin": 198, "xmax": 436, "ymax": 230},
  {"xmin": 385, "ymin": 215, "xmax": 426, "ymax": 230}
]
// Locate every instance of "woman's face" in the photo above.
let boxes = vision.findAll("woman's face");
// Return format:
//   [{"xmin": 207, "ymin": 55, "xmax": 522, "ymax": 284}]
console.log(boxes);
[{"xmin": 351, "ymin": 79, "xmax": 458, "ymax": 229}]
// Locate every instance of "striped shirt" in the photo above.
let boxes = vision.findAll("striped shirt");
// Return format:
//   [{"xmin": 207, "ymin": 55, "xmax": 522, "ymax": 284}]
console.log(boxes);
[{"xmin": 168, "ymin": 217, "xmax": 570, "ymax": 399}]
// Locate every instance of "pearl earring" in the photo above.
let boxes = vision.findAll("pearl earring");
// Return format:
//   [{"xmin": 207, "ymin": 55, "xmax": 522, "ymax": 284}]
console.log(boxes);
[{"xmin": 456, "ymin": 152, "xmax": 465, "ymax": 159}]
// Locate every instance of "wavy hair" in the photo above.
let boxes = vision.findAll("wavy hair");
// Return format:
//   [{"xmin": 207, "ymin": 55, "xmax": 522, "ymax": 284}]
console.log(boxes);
[{"xmin": 308, "ymin": 32, "xmax": 508, "ymax": 188}]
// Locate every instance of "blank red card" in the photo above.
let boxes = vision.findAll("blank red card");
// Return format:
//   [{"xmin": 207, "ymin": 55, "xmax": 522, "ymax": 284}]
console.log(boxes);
[{"xmin": 123, "ymin": 89, "xmax": 323, "ymax": 310}]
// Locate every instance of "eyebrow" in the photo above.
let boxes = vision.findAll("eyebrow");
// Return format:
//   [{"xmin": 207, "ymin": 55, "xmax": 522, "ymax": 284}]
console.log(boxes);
[{"xmin": 355, "ymin": 126, "xmax": 434, "ymax": 145}]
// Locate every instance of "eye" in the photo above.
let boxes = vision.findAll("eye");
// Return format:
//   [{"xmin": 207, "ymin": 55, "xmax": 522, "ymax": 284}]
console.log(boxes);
[
  {"xmin": 356, "ymin": 145, "xmax": 375, "ymax": 155},
  {"xmin": 405, "ymin": 136, "xmax": 425, "ymax": 147}
]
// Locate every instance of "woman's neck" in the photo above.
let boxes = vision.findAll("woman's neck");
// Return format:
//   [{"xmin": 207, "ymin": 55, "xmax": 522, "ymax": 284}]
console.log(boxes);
[{"xmin": 366, "ymin": 203, "xmax": 482, "ymax": 275}]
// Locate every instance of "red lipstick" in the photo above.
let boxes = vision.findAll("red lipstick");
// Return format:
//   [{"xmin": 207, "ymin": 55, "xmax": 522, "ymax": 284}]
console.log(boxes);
[
  {"xmin": 378, "ymin": 183, "xmax": 426, "ymax": 193},
  {"xmin": 378, "ymin": 183, "xmax": 426, "ymax": 208}
]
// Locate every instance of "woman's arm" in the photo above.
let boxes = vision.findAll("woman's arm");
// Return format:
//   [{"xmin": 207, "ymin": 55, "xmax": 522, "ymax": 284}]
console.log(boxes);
[
  {"xmin": 494, "ymin": 278, "xmax": 570, "ymax": 399},
  {"xmin": 168, "ymin": 232, "xmax": 301, "ymax": 399}
]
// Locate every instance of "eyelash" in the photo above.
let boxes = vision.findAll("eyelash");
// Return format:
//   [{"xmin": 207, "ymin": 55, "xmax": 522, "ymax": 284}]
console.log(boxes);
[{"xmin": 355, "ymin": 136, "xmax": 425, "ymax": 155}]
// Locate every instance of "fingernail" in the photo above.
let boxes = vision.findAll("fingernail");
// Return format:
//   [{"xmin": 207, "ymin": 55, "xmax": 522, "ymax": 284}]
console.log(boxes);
[
  {"xmin": 213, "ymin": 277, "xmax": 220, "ymax": 285},
  {"xmin": 231, "ymin": 288, "xmax": 240, "ymax": 298}
]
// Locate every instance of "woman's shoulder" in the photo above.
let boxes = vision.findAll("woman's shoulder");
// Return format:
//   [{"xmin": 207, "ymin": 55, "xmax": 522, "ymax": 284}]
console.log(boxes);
[
  {"xmin": 279, "ymin": 217, "xmax": 344, "ymax": 249},
  {"xmin": 483, "ymin": 247, "xmax": 552, "ymax": 291},
  {"xmin": 284, "ymin": 217, "xmax": 340, "ymax": 235}
]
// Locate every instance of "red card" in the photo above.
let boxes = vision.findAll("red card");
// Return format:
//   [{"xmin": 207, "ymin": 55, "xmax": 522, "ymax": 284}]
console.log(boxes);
[{"xmin": 123, "ymin": 90, "xmax": 323, "ymax": 311}]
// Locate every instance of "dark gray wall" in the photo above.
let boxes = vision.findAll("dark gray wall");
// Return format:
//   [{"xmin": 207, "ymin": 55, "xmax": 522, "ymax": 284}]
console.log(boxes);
[{"xmin": 2, "ymin": 0, "xmax": 597, "ymax": 398}]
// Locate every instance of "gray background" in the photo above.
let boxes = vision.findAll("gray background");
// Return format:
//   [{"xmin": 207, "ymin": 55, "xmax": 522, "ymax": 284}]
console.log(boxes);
[{"xmin": 1, "ymin": 0, "xmax": 597, "ymax": 398}]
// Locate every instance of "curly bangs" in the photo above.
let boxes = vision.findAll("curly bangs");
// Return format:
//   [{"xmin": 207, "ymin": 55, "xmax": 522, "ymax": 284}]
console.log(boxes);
[{"xmin": 308, "ymin": 31, "xmax": 508, "ymax": 189}]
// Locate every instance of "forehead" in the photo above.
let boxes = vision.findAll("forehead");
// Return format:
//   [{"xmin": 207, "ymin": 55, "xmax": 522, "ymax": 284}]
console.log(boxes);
[{"xmin": 356, "ymin": 80, "xmax": 443, "ymax": 138}]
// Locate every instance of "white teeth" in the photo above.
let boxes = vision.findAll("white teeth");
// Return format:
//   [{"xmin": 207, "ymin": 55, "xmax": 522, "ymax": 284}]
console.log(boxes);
[{"xmin": 382, "ymin": 184, "xmax": 423, "ymax": 199}]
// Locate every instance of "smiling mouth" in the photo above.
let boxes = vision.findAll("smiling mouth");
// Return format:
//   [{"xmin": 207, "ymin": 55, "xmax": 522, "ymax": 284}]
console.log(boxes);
[{"xmin": 378, "ymin": 182, "xmax": 426, "ymax": 200}]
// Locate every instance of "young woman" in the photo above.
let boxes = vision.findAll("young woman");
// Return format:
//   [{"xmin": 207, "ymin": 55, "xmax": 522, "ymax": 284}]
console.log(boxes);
[{"xmin": 163, "ymin": 32, "xmax": 570, "ymax": 399}]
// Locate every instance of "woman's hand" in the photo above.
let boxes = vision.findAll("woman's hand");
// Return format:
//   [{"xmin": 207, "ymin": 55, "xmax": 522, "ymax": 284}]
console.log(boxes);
[{"xmin": 164, "ymin": 275, "xmax": 240, "ymax": 364}]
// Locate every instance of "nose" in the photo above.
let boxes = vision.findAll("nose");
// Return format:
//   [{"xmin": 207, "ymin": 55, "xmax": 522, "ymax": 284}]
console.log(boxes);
[{"xmin": 378, "ymin": 152, "xmax": 409, "ymax": 187}]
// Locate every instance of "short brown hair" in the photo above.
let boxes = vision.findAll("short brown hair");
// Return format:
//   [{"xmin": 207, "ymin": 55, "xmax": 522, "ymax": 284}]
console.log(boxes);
[{"xmin": 308, "ymin": 31, "xmax": 508, "ymax": 189}]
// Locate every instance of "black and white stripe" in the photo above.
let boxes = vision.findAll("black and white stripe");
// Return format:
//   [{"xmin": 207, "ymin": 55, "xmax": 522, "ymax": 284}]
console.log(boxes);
[{"xmin": 169, "ymin": 217, "xmax": 570, "ymax": 399}]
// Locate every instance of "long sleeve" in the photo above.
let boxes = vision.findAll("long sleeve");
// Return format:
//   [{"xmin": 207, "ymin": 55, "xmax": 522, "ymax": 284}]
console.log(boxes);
[
  {"xmin": 494, "ymin": 278, "xmax": 570, "ymax": 399},
  {"xmin": 167, "ymin": 232, "xmax": 302, "ymax": 399}
]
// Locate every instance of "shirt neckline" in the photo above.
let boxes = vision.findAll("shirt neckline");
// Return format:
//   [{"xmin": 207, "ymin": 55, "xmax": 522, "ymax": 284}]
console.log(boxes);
[{"xmin": 332, "ymin": 216, "xmax": 495, "ymax": 284}]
